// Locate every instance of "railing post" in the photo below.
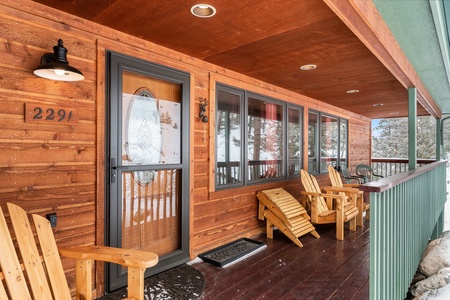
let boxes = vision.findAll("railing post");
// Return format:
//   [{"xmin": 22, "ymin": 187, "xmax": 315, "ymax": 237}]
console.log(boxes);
[
  {"xmin": 408, "ymin": 87, "xmax": 417, "ymax": 170},
  {"xmin": 436, "ymin": 118, "xmax": 441, "ymax": 160}
]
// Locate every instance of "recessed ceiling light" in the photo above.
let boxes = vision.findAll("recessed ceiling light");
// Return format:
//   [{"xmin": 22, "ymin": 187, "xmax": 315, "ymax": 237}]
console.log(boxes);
[
  {"xmin": 300, "ymin": 64, "xmax": 317, "ymax": 71},
  {"xmin": 191, "ymin": 4, "xmax": 216, "ymax": 18},
  {"xmin": 346, "ymin": 89, "xmax": 359, "ymax": 94},
  {"xmin": 373, "ymin": 103, "xmax": 384, "ymax": 107},
  {"xmin": 390, "ymin": 112, "xmax": 399, "ymax": 115}
]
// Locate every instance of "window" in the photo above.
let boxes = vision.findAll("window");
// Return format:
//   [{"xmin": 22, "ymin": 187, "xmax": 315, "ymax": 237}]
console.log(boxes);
[
  {"xmin": 340, "ymin": 119, "xmax": 348, "ymax": 166},
  {"xmin": 308, "ymin": 110, "xmax": 348, "ymax": 174},
  {"xmin": 247, "ymin": 96, "xmax": 284, "ymax": 182},
  {"xmin": 216, "ymin": 84, "xmax": 303, "ymax": 189},
  {"xmin": 308, "ymin": 112, "xmax": 318, "ymax": 173},
  {"xmin": 288, "ymin": 107, "xmax": 302, "ymax": 177},
  {"xmin": 216, "ymin": 87, "xmax": 243, "ymax": 186}
]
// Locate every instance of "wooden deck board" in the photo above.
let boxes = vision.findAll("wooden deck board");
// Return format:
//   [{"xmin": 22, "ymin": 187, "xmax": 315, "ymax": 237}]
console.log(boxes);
[{"xmin": 192, "ymin": 220, "xmax": 370, "ymax": 299}]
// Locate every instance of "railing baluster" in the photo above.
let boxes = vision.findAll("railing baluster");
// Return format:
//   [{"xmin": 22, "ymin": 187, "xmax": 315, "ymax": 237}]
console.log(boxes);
[{"xmin": 371, "ymin": 158, "xmax": 435, "ymax": 178}]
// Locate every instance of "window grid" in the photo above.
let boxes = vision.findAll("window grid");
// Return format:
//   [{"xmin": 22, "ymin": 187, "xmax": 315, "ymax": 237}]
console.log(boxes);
[{"xmin": 215, "ymin": 83, "xmax": 303, "ymax": 189}]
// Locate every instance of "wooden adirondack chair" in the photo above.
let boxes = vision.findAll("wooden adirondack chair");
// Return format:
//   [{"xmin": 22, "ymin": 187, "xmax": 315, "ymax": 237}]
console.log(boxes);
[
  {"xmin": 0, "ymin": 203, "xmax": 158, "ymax": 300},
  {"xmin": 257, "ymin": 188, "xmax": 320, "ymax": 247},
  {"xmin": 300, "ymin": 170, "xmax": 358, "ymax": 240},
  {"xmin": 327, "ymin": 165, "xmax": 369, "ymax": 226}
]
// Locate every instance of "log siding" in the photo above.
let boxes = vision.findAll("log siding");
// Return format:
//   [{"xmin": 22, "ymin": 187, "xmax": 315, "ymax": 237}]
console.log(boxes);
[{"xmin": 0, "ymin": 0, "xmax": 371, "ymax": 296}]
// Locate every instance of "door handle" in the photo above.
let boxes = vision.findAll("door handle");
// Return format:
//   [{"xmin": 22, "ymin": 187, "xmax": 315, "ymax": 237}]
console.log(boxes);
[{"xmin": 110, "ymin": 158, "xmax": 117, "ymax": 183}]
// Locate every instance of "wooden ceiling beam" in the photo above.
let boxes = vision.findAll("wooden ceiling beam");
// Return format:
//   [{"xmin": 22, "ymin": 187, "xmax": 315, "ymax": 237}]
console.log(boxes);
[{"xmin": 324, "ymin": 0, "xmax": 442, "ymax": 119}]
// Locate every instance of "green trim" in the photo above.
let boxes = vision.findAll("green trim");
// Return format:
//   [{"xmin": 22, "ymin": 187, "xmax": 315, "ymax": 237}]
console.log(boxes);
[
  {"xmin": 430, "ymin": 0, "xmax": 450, "ymax": 86},
  {"xmin": 436, "ymin": 118, "xmax": 441, "ymax": 160},
  {"xmin": 408, "ymin": 87, "xmax": 417, "ymax": 170},
  {"xmin": 373, "ymin": 0, "xmax": 450, "ymax": 114}
]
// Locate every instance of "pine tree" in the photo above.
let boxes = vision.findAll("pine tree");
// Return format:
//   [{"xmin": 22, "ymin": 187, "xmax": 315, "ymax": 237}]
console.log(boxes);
[{"xmin": 372, "ymin": 116, "xmax": 444, "ymax": 159}]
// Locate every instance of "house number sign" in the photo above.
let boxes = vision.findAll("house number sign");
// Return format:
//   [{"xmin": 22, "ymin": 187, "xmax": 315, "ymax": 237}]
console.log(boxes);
[{"xmin": 25, "ymin": 103, "xmax": 78, "ymax": 124}]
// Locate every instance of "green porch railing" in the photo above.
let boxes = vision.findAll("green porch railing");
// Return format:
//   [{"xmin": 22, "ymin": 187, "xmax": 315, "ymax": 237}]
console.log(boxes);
[
  {"xmin": 371, "ymin": 158, "xmax": 435, "ymax": 177},
  {"xmin": 360, "ymin": 161, "xmax": 447, "ymax": 300}
]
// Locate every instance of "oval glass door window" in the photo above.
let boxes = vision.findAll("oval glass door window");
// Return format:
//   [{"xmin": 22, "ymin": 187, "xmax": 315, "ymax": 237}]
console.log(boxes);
[{"xmin": 125, "ymin": 87, "xmax": 161, "ymax": 185}]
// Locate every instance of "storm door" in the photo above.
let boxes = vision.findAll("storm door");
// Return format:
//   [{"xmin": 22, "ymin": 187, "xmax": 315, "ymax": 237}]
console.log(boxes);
[{"xmin": 106, "ymin": 51, "xmax": 190, "ymax": 292}]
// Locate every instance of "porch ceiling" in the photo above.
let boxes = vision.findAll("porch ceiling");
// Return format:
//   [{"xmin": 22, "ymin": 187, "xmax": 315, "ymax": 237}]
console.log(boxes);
[{"xmin": 30, "ymin": 0, "xmax": 450, "ymax": 119}]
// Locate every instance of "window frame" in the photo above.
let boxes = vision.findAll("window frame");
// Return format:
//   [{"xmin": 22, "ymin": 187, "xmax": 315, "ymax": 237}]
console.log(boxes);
[
  {"xmin": 308, "ymin": 109, "xmax": 348, "ymax": 174},
  {"xmin": 215, "ymin": 83, "xmax": 303, "ymax": 190}
]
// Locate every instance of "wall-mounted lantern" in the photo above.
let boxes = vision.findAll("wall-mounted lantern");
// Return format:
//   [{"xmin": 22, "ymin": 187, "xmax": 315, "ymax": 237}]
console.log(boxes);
[
  {"xmin": 199, "ymin": 97, "xmax": 208, "ymax": 123},
  {"xmin": 34, "ymin": 39, "xmax": 84, "ymax": 82}
]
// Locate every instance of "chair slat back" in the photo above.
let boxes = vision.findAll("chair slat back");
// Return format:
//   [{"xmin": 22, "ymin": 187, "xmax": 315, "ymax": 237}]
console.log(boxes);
[
  {"xmin": 1, "ymin": 203, "xmax": 72, "ymax": 300},
  {"xmin": 300, "ymin": 170, "xmax": 328, "ymax": 213},
  {"xmin": 7, "ymin": 203, "xmax": 55, "ymax": 300},
  {"xmin": 327, "ymin": 166, "xmax": 349, "ymax": 198},
  {"xmin": 33, "ymin": 213, "xmax": 72, "ymax": 299},
  {"xmin": 328, "ymin": 165, "xmax": 344, "ymax": 187},
  {"xmin": 0, "ymin": 280, "xmax": 9, "ymax": 300},
  {"xmin": 0, "ymin": 206, "xmax": 32, "ymax": 300}
]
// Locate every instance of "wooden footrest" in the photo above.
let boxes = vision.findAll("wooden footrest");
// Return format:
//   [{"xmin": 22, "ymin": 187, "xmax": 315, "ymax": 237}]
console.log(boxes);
[{"xmin": 257, "ymin": 188, "xmax": 320, "ymax": 247}]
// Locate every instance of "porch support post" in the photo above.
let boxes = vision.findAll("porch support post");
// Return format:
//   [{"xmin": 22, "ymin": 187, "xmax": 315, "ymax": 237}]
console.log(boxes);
[
  {"xmin": 408, "ymin": 87, "xmax": 417, "ymax": 170},
  {"xmin": 436, "ymin": 118, "xmax": 442, "ymax": 160}
]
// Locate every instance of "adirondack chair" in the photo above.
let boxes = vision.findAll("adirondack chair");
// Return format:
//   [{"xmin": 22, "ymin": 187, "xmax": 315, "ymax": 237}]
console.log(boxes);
[
  {"xmin": 355, "ymin": 164, "xmax": 383, "ymax": 182},
  {"xmin": 300, "ymin": 170, "xmax": 358, "ymax": 240},
  {"xmin": 257, "ymin": 188, "xmax": 320, "ymax": 247},
  {"xmin": 328, "ymin": 165, "xmax": 369, "ymax": 226},
  {"xmin": 260, "ymin": 167, "xmax": 277, "ymax": 178},
  {"xmin": 0, "ymin": 203, "xmax": 158, "ymax": 300}
]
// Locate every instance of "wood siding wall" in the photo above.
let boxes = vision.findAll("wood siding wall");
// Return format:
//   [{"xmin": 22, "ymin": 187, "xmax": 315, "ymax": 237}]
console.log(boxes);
[{"xmin": 0, "ymin": 0, "xmax": 371, "ymax": 296}]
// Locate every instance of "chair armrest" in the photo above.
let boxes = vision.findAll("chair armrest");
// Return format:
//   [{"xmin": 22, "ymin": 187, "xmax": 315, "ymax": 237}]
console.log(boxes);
[
  {"xmin": 302, "ymin": 190, "xmax": 346, "ymax": 211},
  {"xmin": 59, "ymin": 246, "xmax": 158, "ymax": 269},
  {"xmin": 343, "ymin": 183, "xmax": 360, "ymax": 188},
  {"xmin": 301, "ymin": 191, "xmax": 347, "ymax": 201},
  {"xmin": 60, "ymin": 246, "xmax": 158, "ymax": 300},
  {"xmin": 344, "ymin": 177, "xmax": 364, "ymax": 184},
  {"xmin": 322, "ymin": 186, "xmax": 360, "ymax": 194}
]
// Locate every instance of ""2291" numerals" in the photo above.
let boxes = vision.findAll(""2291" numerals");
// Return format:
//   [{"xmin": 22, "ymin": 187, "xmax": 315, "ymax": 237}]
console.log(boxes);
[
  {"xmin": 33, "ymin": 107, "xmax": 73, "ymax": 122},
  {"xmin": 25, "ymin": 103, "xmax": 78, "ymax": 124}
]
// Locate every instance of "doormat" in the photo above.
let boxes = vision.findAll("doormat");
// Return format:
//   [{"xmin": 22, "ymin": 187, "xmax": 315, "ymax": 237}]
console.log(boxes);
[
  {"xmin": 96, "ymin": 264, "xmax": 205, "ymax": 300},
  {"xmin": 199, "ymin": 238, "xmax": 267, "ymax": 268}
]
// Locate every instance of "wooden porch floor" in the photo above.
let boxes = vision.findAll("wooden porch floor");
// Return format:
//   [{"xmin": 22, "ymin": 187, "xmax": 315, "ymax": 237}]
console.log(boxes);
[{"xmin": 192, "ymin": 221, "xmax": 370, "ymax": 300}]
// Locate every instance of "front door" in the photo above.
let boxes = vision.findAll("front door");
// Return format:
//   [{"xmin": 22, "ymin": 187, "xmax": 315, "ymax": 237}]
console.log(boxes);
[{"xmin": 106, "ymin": 51, "xmax": 190, "ymax": 292}]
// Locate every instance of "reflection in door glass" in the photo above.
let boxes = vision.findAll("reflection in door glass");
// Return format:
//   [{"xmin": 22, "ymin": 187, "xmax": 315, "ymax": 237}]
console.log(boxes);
[{"xmin": 122, "ymin": 170, "xmax": 181, "ymax": 256}]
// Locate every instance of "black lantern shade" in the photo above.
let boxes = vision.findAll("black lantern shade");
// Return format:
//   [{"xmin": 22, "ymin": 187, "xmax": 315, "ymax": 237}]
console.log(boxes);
[{"xmin": 33, "ymin": 39, "xmax": 84, "ymax": 82}]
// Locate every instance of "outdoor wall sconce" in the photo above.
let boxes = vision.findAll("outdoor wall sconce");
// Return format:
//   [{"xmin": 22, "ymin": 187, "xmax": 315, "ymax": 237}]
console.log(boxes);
[
  {"xmin": 199, "ymin": 97, "xmax": 208, "ymax": 123},
  {"xmin": 33, "ymin": 39, "xmax": 85, "ymax": 82}
]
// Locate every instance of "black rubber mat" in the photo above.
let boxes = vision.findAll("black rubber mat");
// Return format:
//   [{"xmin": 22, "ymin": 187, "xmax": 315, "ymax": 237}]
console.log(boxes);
[
  {"xmin": 198, "ymin": 238, "xmax": 266, "ymax": 268},
  {"xmin": 97, "ymin": 264, "xmax": 205, "ymax": 300}
]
